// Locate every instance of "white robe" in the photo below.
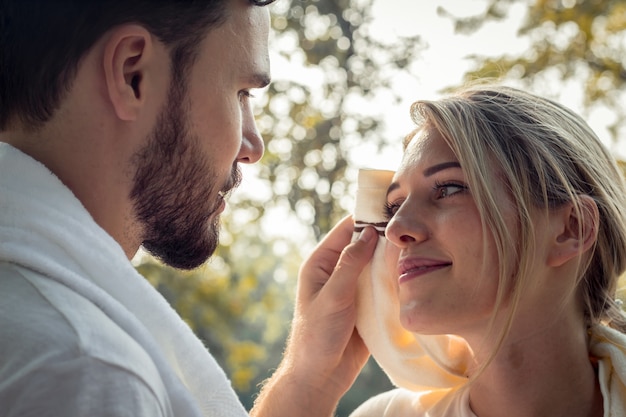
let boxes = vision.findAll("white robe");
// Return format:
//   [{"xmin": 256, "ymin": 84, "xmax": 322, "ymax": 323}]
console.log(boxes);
[{"xmin": 0, "ymin": 142, "xmax": 248, "ymax": 417}]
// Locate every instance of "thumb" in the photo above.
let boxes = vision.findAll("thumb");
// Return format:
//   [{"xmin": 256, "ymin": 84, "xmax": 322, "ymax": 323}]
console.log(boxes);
[{"xmin": 321, "ymin": 226, "xmax": 377, "ymax": 302}]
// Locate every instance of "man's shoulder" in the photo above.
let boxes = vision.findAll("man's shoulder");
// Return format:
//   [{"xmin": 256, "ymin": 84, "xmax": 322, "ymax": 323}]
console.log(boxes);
[
  {"xmin": 0, "ymin": 262, "xmax": 119, "ymax": 349},
  {"xmin": 0, "ymin": 262, "xmax": 165, "ymax": 391}
]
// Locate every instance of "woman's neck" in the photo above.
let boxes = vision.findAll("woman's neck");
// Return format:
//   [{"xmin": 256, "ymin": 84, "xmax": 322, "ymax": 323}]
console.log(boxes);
[{"xmin": 466, "ymin": 314, "xmax": 603, "ymax": 417}]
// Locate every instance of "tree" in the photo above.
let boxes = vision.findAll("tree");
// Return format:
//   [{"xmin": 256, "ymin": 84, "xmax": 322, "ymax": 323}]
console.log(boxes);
[
  {"xmin": 229, "ymin": 0, "xmax": 426, "ymax": 411},
  {"xmin": 441, "ymin": 0, "xmax": 626, "ymax": 141},
  {"xmin": 249, "ymin": 0, "xmax": 424, "ymax": 239}
]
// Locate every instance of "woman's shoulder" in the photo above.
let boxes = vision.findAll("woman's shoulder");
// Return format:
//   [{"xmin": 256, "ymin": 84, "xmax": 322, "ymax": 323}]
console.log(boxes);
[{"xmin": 349, "ymin": 386, "xmax": 474, "ymax": 417}]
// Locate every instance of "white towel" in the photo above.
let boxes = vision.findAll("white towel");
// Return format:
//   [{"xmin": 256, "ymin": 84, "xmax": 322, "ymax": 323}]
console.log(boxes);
[
  {"xmin": 353, "ymin": 169, "xmax": 472, "ymax": 393},
  {"xmin": 0, "ymin": 142, "xmax": 247, "ymax": 417},
  {"xmin": 352, "ymin": 168, "xmax": 626, "ymax": 415}
]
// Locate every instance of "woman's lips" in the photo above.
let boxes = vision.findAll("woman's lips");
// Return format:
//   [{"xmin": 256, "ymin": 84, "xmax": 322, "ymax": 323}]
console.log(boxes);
[{"xmin": 397, "ymin": 257, "xmax": 452, "ymax": 284}]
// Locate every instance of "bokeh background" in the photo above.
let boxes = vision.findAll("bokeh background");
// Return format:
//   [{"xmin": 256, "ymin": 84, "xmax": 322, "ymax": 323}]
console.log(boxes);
[{"xmin": 134, "ymin": 0, "xmax": 626, "ymax": 415}]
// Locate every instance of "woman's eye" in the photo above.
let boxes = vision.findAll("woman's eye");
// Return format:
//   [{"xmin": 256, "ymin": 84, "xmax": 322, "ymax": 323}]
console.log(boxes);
[
  {"xmin": 383, "ymin": 200, "xmax": 402, "ymax": 220},
  {"xmin": 434, "ymin": 182, "xmax": 467, "ymax": 199}
]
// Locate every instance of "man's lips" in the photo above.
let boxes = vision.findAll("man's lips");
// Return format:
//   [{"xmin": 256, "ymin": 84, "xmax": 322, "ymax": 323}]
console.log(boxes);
[
  {"xmin": 397, "ymin": 257, "xmax": 452, "ymax": 283},
  {"xmin": 219, "ymin": 182, "xmax": 235, "ymax": 199},
  {"xmin": 218, "ymin": 169, "xmax": 241, "ymax": 200},
  {"xmin": 213, "ymin": 168, "xmax": 241, "ymax": 213}
]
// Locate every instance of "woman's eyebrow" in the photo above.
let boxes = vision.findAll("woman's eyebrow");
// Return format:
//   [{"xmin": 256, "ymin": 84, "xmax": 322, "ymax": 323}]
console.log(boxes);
[
  {"xmin": 386, "ymin": 182, "xmax": 400, "ymax": 198},
  {"xmin": 386, "ymin": 161, "xmax": 462, "ymax": 198},
  {"xmin": 423, "ymin": 161, "xmax": 461, "ymax": 177}
]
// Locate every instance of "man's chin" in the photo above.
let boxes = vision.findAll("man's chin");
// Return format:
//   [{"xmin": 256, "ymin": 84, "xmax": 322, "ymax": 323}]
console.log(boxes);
[{"xmin": 143, "ymin": 237, "xmax": 218, "ymax": 270}]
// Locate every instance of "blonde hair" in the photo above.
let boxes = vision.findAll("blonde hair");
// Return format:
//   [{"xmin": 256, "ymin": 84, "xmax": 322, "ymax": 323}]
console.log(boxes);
[{"xmin": 406, "ymin": 85, "xmax": 626, "ymax": 342}]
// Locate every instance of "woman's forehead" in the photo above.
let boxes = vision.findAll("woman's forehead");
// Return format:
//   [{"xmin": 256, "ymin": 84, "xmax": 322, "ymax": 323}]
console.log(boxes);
[{"xmin": 399, "ymin": 127, "xmax": 458, "ymax": 171}]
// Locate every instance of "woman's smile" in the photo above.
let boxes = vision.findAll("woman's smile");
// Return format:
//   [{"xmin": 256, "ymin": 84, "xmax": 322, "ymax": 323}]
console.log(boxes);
[{"xmin": 397, "ymin": 256, "xmax": 452, "ymax": 284}]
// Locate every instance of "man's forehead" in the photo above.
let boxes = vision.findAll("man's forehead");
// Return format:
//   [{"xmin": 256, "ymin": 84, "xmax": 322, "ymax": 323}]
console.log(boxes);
[{"xmin": 220, "ymin": 2, "xmax": 271, "ymax": 83}]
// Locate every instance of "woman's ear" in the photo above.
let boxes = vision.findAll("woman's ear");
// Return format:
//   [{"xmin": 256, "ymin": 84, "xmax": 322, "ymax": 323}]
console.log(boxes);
[
  {"xmin": 547, "ymin": 195, "xmax": 599, "ymax": 268},
  {"xmin": 102, "ymin": 24, "xmax": 154, "ymax": 121}
]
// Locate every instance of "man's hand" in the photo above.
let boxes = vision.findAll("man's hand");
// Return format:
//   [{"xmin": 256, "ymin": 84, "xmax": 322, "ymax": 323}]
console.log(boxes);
[{"xmin": 251, "ymin": 216, "xmax": 377, "ymax": 417}]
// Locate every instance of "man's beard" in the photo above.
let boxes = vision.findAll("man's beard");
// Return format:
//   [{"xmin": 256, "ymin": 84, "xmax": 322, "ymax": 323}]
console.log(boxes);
[{"xmin": 130, "ymin": 76, "xmax": 241, "ymax": 270}]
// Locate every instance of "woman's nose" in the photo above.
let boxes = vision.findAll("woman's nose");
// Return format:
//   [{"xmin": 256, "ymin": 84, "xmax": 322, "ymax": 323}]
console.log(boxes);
[{"xmin": 385, "ymin": 203, "xmax": 429, "ymax": 248}]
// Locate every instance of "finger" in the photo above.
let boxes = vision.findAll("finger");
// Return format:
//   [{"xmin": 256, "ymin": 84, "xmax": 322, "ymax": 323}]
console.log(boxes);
[
  {"xmin": 298, "ymin": 216, "xmax": 357, "ymax": 295},
  {"xmin": 305, "ymin": 216, "xmax": 356, "ymax": 274},
  {"xmin": 320, "ymin": 226, "xmax": 377, "ymax": 304},
  {"xmin": 346, "ymin": 327, "xmax": 370, "ymax": 370},
  {"xmin": 318, "ymin": 215, "xmax": 357, "ymax": 253}
]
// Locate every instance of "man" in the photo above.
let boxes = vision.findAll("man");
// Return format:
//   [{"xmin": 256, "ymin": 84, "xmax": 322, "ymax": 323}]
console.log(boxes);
[{"xmin": 0, "ymin": 0, "xmax": 377, "ymax": 416}]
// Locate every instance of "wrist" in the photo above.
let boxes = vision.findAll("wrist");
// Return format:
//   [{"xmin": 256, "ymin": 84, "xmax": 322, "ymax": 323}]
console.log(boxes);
[{"xmin": 251, "ymin": 363, "xmax": 341, "ymax": 417}]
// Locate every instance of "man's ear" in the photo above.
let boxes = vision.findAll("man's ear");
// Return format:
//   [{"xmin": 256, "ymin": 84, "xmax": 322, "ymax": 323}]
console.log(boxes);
[
  {"xmin": 102, "ymin": 25, "xmax": 154, "ymax": 121},
  {"xmin": 547, "ymin": 195, "xmax": 599, "ymax": 268}
]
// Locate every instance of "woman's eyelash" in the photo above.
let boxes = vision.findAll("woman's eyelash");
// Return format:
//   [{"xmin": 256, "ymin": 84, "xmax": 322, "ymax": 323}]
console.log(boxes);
[
  {"xmin": 383, "ymin": 182, "xmax": 467, "ymax": 219},
  {"xmin": 383, "ymin": 201, "xmax": 401, "ymax": 220},
  {"xmin": 433, "ymin": 181, "xmax": 468, "ymax": 199}
]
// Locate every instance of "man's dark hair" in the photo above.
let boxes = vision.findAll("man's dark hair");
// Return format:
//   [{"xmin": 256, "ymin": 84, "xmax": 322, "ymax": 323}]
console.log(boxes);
[{"xmin": 0, "ymin": 0, "xmax": 274, "ymax": 130}]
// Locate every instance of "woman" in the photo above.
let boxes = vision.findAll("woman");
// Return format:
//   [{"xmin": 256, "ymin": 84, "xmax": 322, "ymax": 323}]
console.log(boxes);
[{"xmin": 351, "ymin": 85, "xmax": 626, "ymax": 417}]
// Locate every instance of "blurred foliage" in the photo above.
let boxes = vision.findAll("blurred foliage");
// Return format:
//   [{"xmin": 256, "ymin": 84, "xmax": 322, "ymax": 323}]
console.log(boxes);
[
  {"xmin": 255, "ymin": 0, "xmax": 424, "ymax": 239},
  {"xmin": 441, "ymin": 0, "xmax": 626, "ymax": 141},
  {"xmin": 136, "ymin": 0, "xmax": 626, "ymax": 416},
  {"xmin": 227, "ymin": 0, "xmax": 424, "ymax": 407}
]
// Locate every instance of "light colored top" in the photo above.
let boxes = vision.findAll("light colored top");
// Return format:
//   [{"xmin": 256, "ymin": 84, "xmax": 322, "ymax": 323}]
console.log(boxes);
[
  {"xmin": 351, "ymin": 325, "xmax": 626, "ymax": 416},
  {"xmin": 350, "ymin": 386, "xmax": 473, "ymax": 417},
  {"xmin": 0, "ymin": 142, "xmax": 248, "ymax": 417}
]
